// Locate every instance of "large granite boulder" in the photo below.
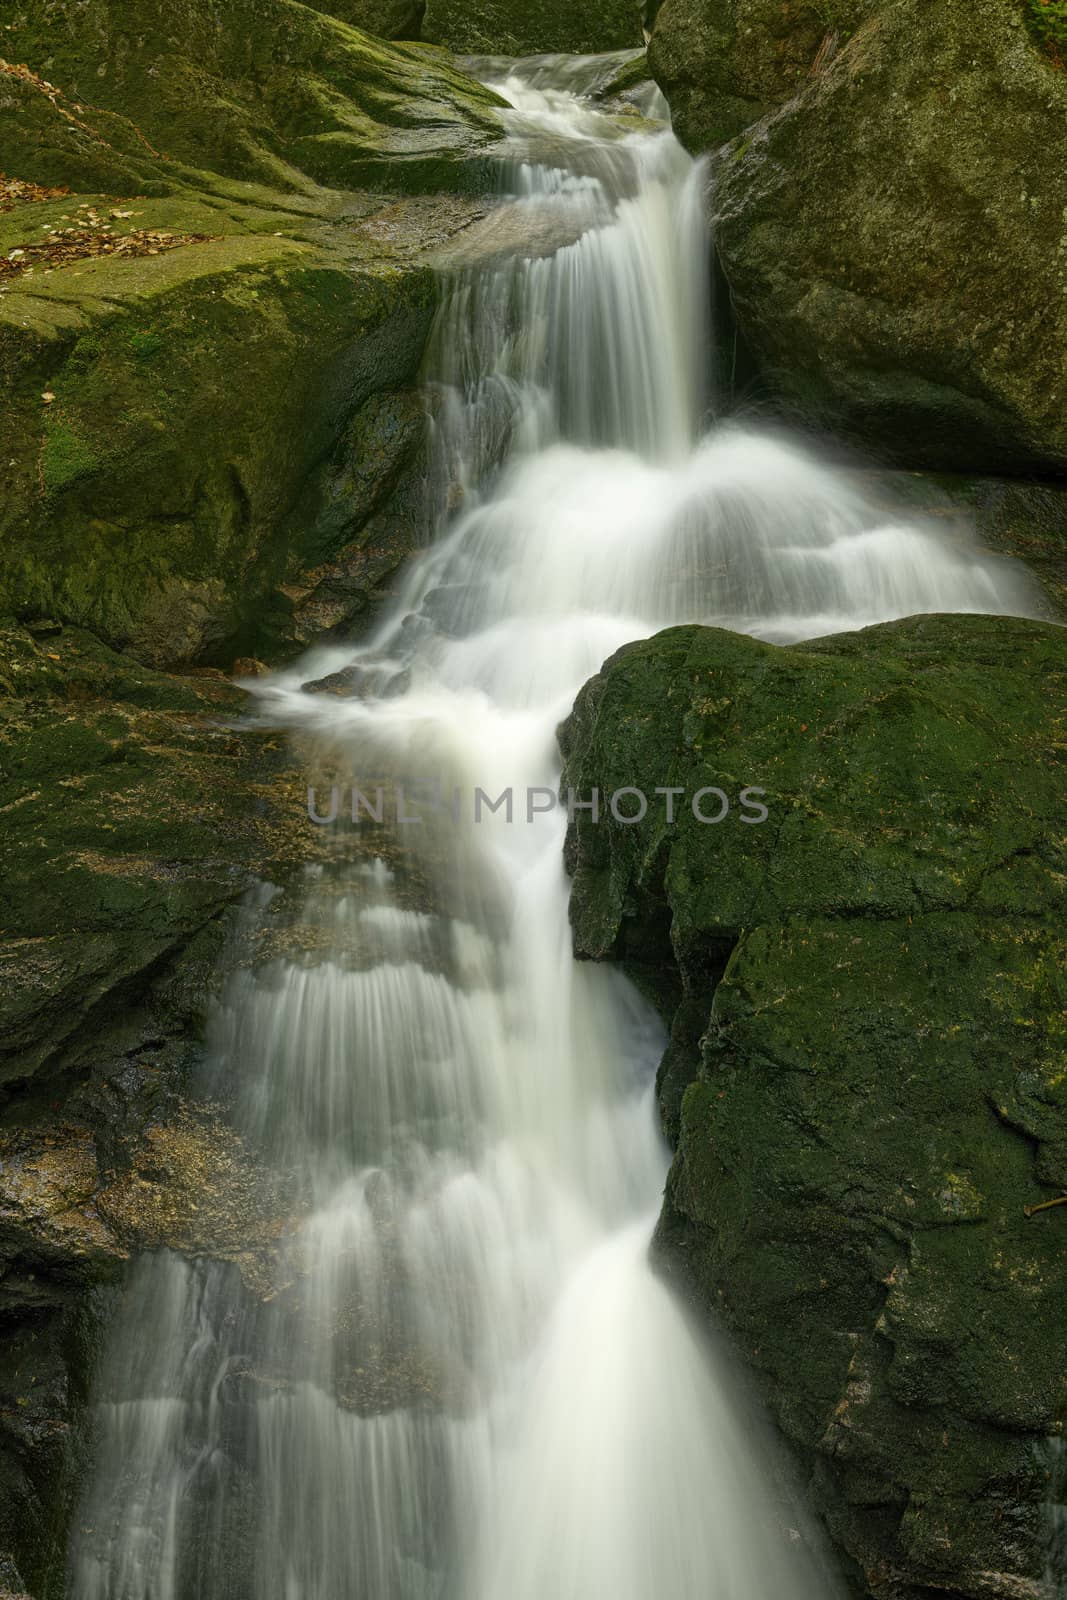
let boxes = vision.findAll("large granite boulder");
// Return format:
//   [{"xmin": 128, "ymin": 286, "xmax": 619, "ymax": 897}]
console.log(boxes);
[
  {"xmin": 700, "ymin": 0, "xmax": 1067, "ymax": 473},
  {"xmin": 561, "ymin": 613, "xmax": 1067, "ymax": 1599}
]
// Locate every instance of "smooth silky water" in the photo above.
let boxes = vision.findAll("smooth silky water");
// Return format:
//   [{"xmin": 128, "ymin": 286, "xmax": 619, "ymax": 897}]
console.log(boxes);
[{"xmin": 67, "ymin": 54, "xmax": 1042, "ymax": 1600}]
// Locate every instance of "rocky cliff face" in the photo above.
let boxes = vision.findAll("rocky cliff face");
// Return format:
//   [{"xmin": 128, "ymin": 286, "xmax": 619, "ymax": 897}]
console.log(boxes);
[
  {"xmin": 561, "ymin": 613, "xmax": 1067, "ymax": 1600},
  {"xmin": 649, "ymin": 0, "xmax": 1067, "ymax": 474}
]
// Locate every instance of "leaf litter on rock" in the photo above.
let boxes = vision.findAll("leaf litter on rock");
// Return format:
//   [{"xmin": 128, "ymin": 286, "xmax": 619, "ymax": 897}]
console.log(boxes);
[
  {"xmin": 1, "ymin": 215, "xmax": 215, "ymax": 284},
  {"xmin": 0, "ymin": 172, "xmax": 70, "ymax": 212}
]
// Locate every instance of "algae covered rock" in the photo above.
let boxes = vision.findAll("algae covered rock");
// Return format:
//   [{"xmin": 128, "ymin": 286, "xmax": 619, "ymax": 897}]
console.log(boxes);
[
  {"xmin": 0, "ymin": 193, "xmax": 442, "ymax": 666},
  {"xmin": 421, "ymin": 0, "xmax": 643, "ymax": 57},
  {"xmin": 560, "ymin": 613, "xmax": 1067, "ymax": 1599},
  {"xmin": 707, "ymin": 0, "xmax": 1067, "ymax": 473}
]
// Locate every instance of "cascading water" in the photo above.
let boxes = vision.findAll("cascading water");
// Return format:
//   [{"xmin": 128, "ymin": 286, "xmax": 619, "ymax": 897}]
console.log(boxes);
[{"xmin": 68, "ymin": 55, "xmax": 1041, "ymax": 1600}]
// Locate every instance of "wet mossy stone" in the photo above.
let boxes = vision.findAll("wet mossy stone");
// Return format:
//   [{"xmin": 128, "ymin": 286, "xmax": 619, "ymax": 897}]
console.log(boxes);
[
  {"xmin": 704, "ymin": 0, "xmax": 1067, "ymax": 473},
  {"xmin": 0, "ymin": 206, "xmax": 444, "ymax": 666},
  {"xmin": 421, "ymin": 0, "xmax": 643, "ymax": 57},
  {"xmin": 560, "ymin": 613, "xmax": 1067, "ymax": 1599},
  {"xmin": 0, "ymin": 1, "xmax": 506, "ymax": 667},
  {"xmin": 0, "ymin": 621, "xmax": 318, "ymax": 1090}
]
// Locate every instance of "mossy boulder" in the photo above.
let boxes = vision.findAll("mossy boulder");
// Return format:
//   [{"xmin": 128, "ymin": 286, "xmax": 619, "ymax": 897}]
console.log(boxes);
[
  {"xmin": 0, "ymin": 188, "xmax": 453, "ymax": 665},
  {"xmin": 0, "ymin": 4, "xmax": 505, "ymax": 666},
  {"xmin": 421, "ymin": 0, "xmax": 643, "ymax": 57},
  {"xmin": 3, "ymin": 0, "xmax": 505, "ymax": 196},
  {"xmin": 560, "ymin": 613, "xmax": 1067, "ymax": 1599},
  {"xmin": 703, "ymin": 0, "xmax": 1067, "ymax": 473},
  {"xmin": 0, "ymin": 621, "xmax": 322, "ymax": 1089},
  {"xmin": 648, "ymin": 0, "xmax": 871, "ymax": 149}
]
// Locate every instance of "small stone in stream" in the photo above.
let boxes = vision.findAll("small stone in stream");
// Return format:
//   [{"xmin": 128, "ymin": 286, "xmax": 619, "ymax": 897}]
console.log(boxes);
[{"xmin": 302, "ymin": 662, "xmax": 411, "ymax": 698}]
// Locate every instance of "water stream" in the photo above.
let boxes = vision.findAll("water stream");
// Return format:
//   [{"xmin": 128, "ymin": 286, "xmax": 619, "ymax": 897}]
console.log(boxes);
[{"xmin": 67, "ymin": 54, "xmax": 1041, "ymax": 1599}]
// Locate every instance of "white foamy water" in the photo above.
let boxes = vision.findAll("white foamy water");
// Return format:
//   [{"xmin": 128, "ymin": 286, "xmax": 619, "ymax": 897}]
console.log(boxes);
[{"xmin": 68, "ymin": 54, "xmax": 1040, "ymax": 1600}]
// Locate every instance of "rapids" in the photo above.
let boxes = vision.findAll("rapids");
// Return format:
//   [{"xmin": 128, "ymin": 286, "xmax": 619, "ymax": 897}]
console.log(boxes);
[{"xmin": 67, "ymin": 52, "xmax": 1040, "ymax": 1600}]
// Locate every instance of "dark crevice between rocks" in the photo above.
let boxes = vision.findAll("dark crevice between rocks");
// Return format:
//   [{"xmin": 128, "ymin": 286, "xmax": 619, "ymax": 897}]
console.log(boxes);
[
  {"xmin": 709, "ymin": 241, "xmax": 763, "ymax": 414},
  {"xmin": 564, "ymin": 817, "xmax": 739, "ymax": 1148},
  {"xmin": 656, "ymin": 927, "xmax": 737, "ymax": 1145}
]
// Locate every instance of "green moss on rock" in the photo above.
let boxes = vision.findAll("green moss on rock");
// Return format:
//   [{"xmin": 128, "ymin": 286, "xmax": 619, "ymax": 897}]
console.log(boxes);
[
  {"xmin": 560, "ymin": 613, "xmax": 1067, "ymax": 1599},
  {"xmin": 0, "ymin": 621, "xmax": 320, "ymax": 1086},
  {"xmin": 1025, "ymin": 0, "xmax": 1067, "ymax": 60},
  {"xmin": 0, "ymin": 183, "xmax": 500, "ymax": 665},
  {"xmin": 314, "ymin": 0, "xmax": 425, "ymax": 36},
  {"xmin": 0, "ymin": 217, "xmax": 438, "ymax": 664},
  {"xmin": 421, "ymin": 0, "xmax": 643, "ymax": 57},
  {"xmin": 0, "ymin": 0, "xmax": 507, "ymax": 668},
  {"xmin": 3, "ymin": 0, "xmax": 505, "ymax": 197}
]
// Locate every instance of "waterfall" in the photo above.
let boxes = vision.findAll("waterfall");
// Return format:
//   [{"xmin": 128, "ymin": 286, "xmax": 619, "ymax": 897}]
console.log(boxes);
[{"xmin": 67, "ymin": 54, "xmax": 1040, "ymax": 1600}]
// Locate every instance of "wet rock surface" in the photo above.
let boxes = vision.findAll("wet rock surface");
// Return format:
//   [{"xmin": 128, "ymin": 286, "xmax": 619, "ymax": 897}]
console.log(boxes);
[
  {"xmin": 561, "ymin": 613, "xmax": 1067, "ymax": 1600},
  {"xmin": 841, "ymin": 471, "xmax": 1067, "ymax": 625}
]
